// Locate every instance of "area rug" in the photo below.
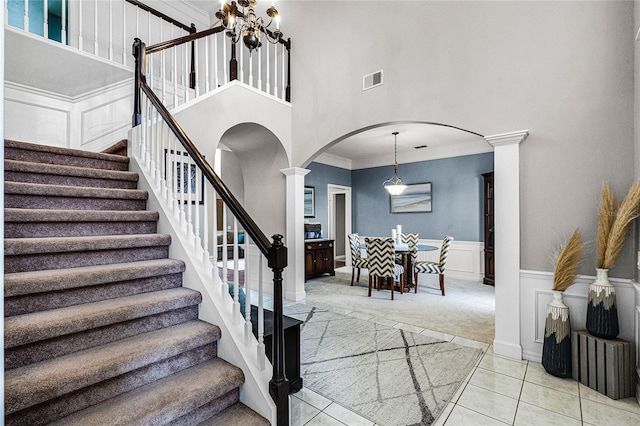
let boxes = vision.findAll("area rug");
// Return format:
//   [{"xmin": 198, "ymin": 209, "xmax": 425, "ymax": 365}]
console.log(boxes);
[
  {"xmin": 305, "ymin": 270, "xmax": 495, "ymax": 343},
  {"xmin": 284, "ymin": 302, "xmax": 483, "ymax": 426}
]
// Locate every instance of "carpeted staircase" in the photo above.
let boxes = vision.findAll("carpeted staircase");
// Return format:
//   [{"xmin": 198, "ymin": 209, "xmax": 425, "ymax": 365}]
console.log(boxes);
[{"xmin": 4, "ymin": 140, "xmax": 269, "ymax": 425}]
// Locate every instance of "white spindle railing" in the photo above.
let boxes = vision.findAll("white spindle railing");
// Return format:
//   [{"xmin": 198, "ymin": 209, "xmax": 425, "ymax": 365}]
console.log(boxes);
[{"xmin": 135, "ymin": 96, "xmax": 270, "ymax": 358}]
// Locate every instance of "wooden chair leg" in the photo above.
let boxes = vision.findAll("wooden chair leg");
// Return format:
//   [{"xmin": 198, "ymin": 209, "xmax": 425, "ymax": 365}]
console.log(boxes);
[
  {"xmin": 357, "ymin": 268, "xmax": 361, "ymax": 282},
  {"xmin": 439, "ymin": 274, "xmax": 445, "ymax": 296},
  {"xmin": 390, "ymin": 277, "xmax": 394, "ymax": 300},
  {"xmin": 414, "ymin": 272, "xmax": 418, "ymax": 293},
  {"xmin": 368, "ymin": 276, "xmax": 373, "ymax": 297},
  {"xmin": 351, "ymin": 268, "xmax": 355, "ymax": 286}
]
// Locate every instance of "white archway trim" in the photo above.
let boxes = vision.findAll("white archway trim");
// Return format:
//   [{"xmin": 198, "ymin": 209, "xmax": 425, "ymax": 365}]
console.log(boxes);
[
  {"xmin": 485, "ymin": 129, "xmax": 529, "ymax": 360},
  {"xmin": 281, "ymin": 167, "xmax": 310, "ymax": 301}
]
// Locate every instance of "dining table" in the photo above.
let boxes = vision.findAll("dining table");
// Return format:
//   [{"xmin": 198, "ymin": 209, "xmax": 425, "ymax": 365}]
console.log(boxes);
[{"xmin": 360, "ymin": 242, "xmax": 438, "ymax": 291}]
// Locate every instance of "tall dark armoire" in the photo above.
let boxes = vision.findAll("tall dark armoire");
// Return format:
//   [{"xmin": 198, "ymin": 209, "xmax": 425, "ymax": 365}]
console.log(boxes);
[{"xmin": 482, "ymin": 172, "xmax": 495, "ymax": 285}]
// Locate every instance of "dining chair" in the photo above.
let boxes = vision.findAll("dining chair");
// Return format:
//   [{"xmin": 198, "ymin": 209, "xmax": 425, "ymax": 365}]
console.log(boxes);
[
  {"xmin": 348, "ymin": 233, "xmax": 368, "ymax": 286},
  {"xmin": 401, "ymin": 232, "xmax": 419, "ymax": 263},
  {"xmin": 365, "ymin": 237, "xmax": 404, "ymax": 300},
  {"xmin": 413, "ymin": 235, "xmax": 454, "ymax": 296}
]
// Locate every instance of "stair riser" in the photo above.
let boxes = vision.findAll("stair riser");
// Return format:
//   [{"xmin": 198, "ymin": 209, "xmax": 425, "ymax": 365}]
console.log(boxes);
[
  {"xmin": 5, "ymin": 221, "xmax": 158, "ymax": 239},
  {"xmin": 5, "ymin": 344, "xmax": 217, "ymax": 426},
  {"xmin": 5, "ymin": 170, "xmax": 138, "ymax": 189},
  {"xmin": 5, "ymin": 194, "xmax": 146, "ymax": 211},
  {"xmin": 167, "ymin": 389, "xmax": 239, "ymax": 426},
  {"xmin": 6, "ymin": 305, "xmax": 199, "ymax": 369},
  {"xmin": 5, "ymin": 273, "xmax": 184, "ymax": 316},
  {"xmin": 5, "ymin": 147, "xmax": 129, "ymax": 171},
  {"xmin": 5, "ymin": 246, "xmax": 170, "ymax": 273}
]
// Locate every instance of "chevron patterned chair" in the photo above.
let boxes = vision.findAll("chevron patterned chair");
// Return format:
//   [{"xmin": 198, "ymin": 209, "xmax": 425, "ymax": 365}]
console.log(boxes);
[
  {"xmin": 413, "ymin": 235, "xmax": 454, "ymax": 296},
  {"xmin": 348, "ymin": 233, "xmax": 368, "ymax": 286},
  {"xmin": 396, "ymin": 232, "xmax": 419, "ymax": 264},
  {"xmin": 365, "ymin": 237, "xmax": 404, "ymax": 300}
]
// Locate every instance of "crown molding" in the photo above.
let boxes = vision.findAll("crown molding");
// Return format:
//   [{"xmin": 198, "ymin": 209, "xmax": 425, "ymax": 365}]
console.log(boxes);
[{"xmin": 485, "ymin": 130, "xmax": 529, "ymax": 147}]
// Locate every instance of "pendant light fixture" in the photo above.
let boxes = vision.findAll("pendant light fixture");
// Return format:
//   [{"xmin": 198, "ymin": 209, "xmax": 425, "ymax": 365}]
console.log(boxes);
[{"xmin": 383, "ymin": 131, "xmax": 407, "ymax": 195}]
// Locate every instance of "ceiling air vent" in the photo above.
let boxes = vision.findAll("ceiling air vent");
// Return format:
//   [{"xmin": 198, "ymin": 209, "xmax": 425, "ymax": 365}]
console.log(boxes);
[{"xmin": 363, "ymin": 70, "xmax": 383, "ymax": 91}]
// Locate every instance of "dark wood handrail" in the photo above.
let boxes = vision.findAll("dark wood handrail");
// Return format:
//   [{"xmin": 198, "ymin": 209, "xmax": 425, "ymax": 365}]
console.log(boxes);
[
  {"xmin": 125, "ymin": 0, "xmax": 195, "ymax": 34},
  {"xmin": 145, "ymin": 21, "xmax": 290, "ymax": 54}
]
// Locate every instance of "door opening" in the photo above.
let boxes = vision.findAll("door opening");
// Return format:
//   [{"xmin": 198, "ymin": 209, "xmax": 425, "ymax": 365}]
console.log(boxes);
[{"xmin": 327, "ymin": 184, "xmax": 352, "ymax": 266}]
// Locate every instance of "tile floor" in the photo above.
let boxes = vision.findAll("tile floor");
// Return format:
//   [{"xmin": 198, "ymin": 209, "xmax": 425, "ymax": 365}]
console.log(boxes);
[{"xmin": 279, "ymin": 298, "xmax": 640, "ymax": 425}]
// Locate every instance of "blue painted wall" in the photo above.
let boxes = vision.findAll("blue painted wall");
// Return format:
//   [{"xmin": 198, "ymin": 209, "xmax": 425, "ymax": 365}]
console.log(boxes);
[
  {"xmin": 306, "ymin": 153, "xmax": 493, "ymax": 243},
  {"xmin": 304, "ymin": 162, "xmax": 352, "ymax": 238}
]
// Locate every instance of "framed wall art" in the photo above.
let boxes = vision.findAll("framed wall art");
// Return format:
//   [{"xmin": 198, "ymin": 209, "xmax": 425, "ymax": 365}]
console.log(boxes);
[{"xmin": 390, "ymin": 182, "xmax": 432, "ymax": 213}]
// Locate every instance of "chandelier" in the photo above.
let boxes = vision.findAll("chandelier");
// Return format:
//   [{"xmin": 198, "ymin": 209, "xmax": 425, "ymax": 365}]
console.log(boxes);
[
  {"xmin": 383, "ymin": 132, "xmax": 407, "ymax": 195},
  {"xmin": 215, "ymin": 0, "xmax": 282, "ymax": 53}
]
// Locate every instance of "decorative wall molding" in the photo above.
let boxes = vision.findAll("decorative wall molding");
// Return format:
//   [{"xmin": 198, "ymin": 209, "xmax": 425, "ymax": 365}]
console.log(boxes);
[
  {"xmin": 5, "ymin": 79, "xmax": 132, "ymax": 152},
  {"xmin": 416, "ymin": 239, "xmax": 484, "ymax": 281}
]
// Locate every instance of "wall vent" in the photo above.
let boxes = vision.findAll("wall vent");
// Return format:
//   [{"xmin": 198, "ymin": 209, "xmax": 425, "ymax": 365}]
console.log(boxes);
[{"xmin": 363, "ymin": 70, "xmax": 383, "ymax": 91}]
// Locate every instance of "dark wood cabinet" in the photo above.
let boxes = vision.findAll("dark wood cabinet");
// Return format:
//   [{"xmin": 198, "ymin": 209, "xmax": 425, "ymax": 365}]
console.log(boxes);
[
  {"xmin": 305, "ymin": 239, "xmax": 335, "ymax": 282},
  {"xmin": 482, "ymin": 172, "xmax": 495, "ymax": 285}
]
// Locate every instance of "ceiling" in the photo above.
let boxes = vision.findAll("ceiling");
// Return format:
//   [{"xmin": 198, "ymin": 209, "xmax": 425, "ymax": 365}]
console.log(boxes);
[{"xmin": 314, "ymin": 122, "xmax": 492, "ymax": 170}]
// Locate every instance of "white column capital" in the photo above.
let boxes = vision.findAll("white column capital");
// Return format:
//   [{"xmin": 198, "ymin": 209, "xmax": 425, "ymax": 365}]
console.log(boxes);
[
  {"xmin": 280, "ymin": 167, "xmax": 310, "ymax": 177},
  {"xmin": 485, "ymin": 130, "xmax": 529, "ymax": 147}
]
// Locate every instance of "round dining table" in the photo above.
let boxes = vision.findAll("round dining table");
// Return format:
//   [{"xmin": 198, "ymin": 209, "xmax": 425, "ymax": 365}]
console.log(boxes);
[{"xmin": 359, "ymin": 242, "xmax": 438, "ymax": 291}]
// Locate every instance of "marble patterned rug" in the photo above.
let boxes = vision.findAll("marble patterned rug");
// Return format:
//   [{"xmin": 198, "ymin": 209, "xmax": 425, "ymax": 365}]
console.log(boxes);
[{"xmin": 284, "ymin": 302, "xmax": 483, "ymax": 426}]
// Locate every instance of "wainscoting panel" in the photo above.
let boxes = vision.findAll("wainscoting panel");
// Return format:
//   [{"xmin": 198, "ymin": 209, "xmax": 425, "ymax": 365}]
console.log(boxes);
[
  {"xmin": 5, "ymin": 80, "xmax": 132, "ymax": 152},
  {"xmin": 416, "ymin": 239, "xmax": 484, "ymax": 281},
  {"xmin": 521, "ymin": 270, "xmax": 635, "ymax": 362}
]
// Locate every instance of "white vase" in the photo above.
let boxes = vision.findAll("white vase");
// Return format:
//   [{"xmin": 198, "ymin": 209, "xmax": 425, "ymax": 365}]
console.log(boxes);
[{"xmin": 586, "ymin": 268, "xmax": 619, "ymax": 339}]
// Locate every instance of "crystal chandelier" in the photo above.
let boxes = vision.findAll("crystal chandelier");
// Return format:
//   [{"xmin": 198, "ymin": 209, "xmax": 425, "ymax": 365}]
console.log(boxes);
[
  {"xmin": 216, "ymin": 0, "xmax": 282, "ymax": 53},
  {"xmin": 383, "ymin": 132, "xmax": 407, "ymax": 195}
]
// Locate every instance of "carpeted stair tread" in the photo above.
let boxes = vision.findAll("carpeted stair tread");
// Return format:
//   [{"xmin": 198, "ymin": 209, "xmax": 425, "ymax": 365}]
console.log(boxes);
[
  {"xmin": 5, "ymin": 208, "xmax": 158, "ymax": 224},
  {"xmin": 5, "ymin": 288, "xmax": 202, "ymax": 348},
  {"xmin": 5, "ymin": 233, "xmax": 171, "ymax": 256},
  {"xmin": 48, "ymin": 358, "xmax": 244, "ymax": 426},
  {"xmin": 5, "ymin": 159, "xmax": 138, "ymax": 187},
  {"xmin": 100, "ymin": 139, "xmax": 128, "ymax": 156},
  {"xmin": 5, "ymin": 181, "xmax": 148, "ymax": 200},
  {"xmin": 5, "ymin": 259, "xmax": 185, "ymax": 297},
  {"xmin": 4, "ymin": 320, "xmax": 222, "ymax": 414},
  {"xmin": 5, "ymin": 208, "xmax": 159, "ymax": 238},
  {"xmin": 5, "ymin": 139, "xmax": 129, "ymax": 170},
  {"xmin": 198, "ymin": 402, "xmax": 270, "ymax": 426}
]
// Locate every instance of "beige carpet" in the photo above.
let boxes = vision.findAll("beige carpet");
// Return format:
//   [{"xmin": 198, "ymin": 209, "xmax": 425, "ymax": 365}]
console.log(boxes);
[{"xmin": 304, "ymin": 269, "xmax": 495, "ymax": 344}]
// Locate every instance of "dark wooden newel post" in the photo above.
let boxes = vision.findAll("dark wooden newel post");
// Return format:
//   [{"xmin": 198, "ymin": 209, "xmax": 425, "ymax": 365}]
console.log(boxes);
[
  {"xmin": 132, "ymin": 38, "xmax": 145, "ymax": 127},
  {"xmin": 268, "ymin": 234, "xmax": 289, "ymax": 426}
]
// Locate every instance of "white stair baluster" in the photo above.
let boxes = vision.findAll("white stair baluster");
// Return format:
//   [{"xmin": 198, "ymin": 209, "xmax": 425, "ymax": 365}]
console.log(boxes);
[
  {"xmin": 223, "ymin": 35, "xmax": 228, "ymax": 84},
  {"xmin": 122, "ymin": 0, "xmax": 126, "ymax": 64},
  {"xmin": 233, "ymin": 218, "xmax": 240, "ymax": 320},
  {"xmin": 108, "ymin": 0, "xmax": 113, "ymax": 60},
  {"xmin": 194, "ymin": 39, "xmax": 200, "ymax": 98},
  {"xmin": 43, "ymin": 0, "xmax": 48, "ymax": 39},
  {"xmin": 266, "ymin": 42, "xmax": 270, "ymax": 95},
  {"xmin": 244, "ymin": 235, "xmax": 252, "ymax": 346},
  {"xmin": 221, "ymin": 208, "xmax": 229, "ymax": 298},
  {"xmin": 23, "ymin": 0, "xmax": 28, "ymax": 32},
  {"xmin": 281, "ymin": 43, "xmax": 286, "ymax": 100},
  {"xmin": 186, "ymin": 152, "xmax": 194, "ymax": 238},
  {"xmin": 205, "ymin": 37, "xmax": 210, "ymax": 93},
  {"xmin": 202, "ymin": 182, "xmax": 210, "ymax": 264},
  {"xmin": 257, "ymin": 255, "xmax": 265, "ymax": 369},
  {"xmin": 94, "ymin": 0, "xmax": 98, "ymax": 55},
  {"xmin": 273, "ymin": 43, "xmax": 278, "ymax": 98},
  {"xmin": 257, "ymin": 46, "xmax": 262, "ymax": 92},
  {"xmin": 78, "ymin": 0, "xmax": 83, "ymax": 50}
]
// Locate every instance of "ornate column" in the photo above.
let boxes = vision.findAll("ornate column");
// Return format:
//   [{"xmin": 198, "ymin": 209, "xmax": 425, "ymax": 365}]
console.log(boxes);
[
  {"xmin": 485, "ymin": 130, "xmax": 528, "ymax": 359},
  {"xmin": 280, "ymin": 167, "xmax": 310, "ymax": 301}
]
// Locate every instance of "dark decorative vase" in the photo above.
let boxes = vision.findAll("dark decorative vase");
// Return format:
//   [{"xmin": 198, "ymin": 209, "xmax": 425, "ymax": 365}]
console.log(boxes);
[
  {"xmin": 542, "ymin": 291, "xmax": 572, "ymax": 378},
  {"xmin": 586, "ymin": 268, "xmax": 619, "ymax": 339}
]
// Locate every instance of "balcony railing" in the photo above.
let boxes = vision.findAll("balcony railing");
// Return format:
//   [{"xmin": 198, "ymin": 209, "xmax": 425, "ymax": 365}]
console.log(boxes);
[{"xmin": 6, "ymin": 0, "xmax": 291, "ymax": 104}]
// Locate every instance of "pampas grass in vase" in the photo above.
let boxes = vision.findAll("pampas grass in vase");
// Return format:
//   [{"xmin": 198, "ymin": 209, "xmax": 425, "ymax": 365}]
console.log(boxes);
[
  {"xmin": 542, "ymin": 230, "xmax": 584, "ymax": 378},
  {"xmin": 588, "ymin": 181, "xmax": 640, "ymax": 339}
]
